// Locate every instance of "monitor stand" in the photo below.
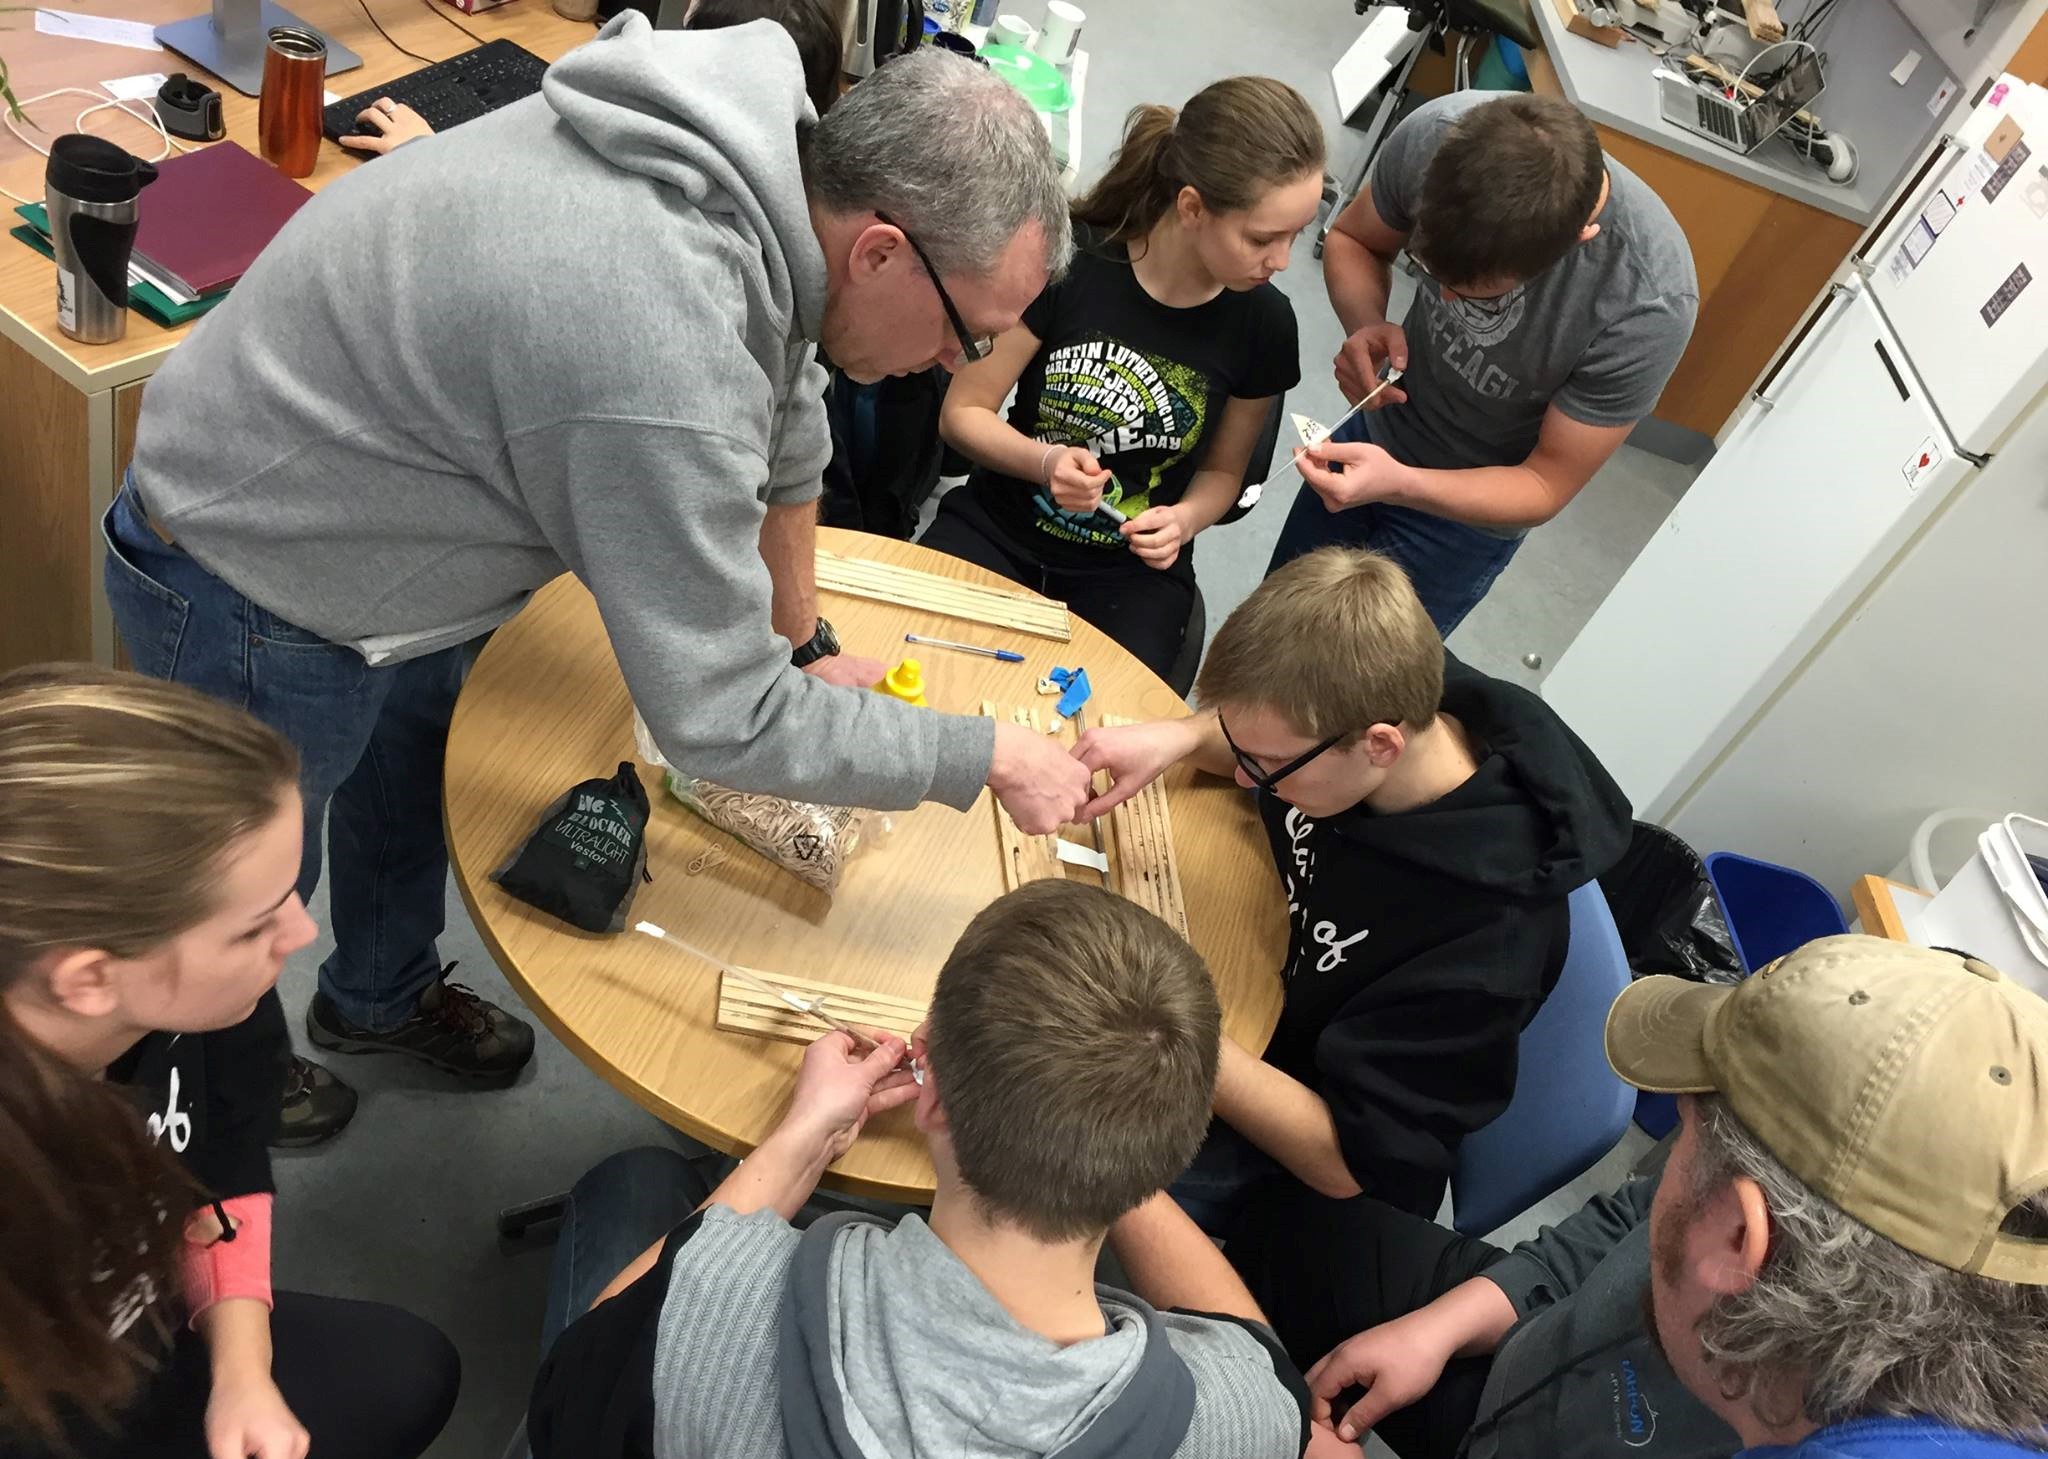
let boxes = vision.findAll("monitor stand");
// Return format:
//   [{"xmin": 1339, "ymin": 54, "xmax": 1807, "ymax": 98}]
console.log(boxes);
[{"xmin": 156, "ymin": 0, "xmax": 365, "ymax": 97}]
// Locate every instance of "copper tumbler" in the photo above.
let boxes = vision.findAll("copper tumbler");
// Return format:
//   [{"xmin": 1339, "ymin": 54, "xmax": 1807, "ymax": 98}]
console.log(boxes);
[{"xmin": 258, "ymin": 27, "xmax": 326, "ymax": 178}]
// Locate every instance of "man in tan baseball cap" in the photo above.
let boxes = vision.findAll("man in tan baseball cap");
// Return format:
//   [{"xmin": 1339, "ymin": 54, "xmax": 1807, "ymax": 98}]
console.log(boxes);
[
  {"xmin": 1610, "ymin": 934, "xmax": 2048, "ymax": 1459},
  {"xmin": 1227, "ymin": 934, "xmax": 2048, "ymax": 1459}
]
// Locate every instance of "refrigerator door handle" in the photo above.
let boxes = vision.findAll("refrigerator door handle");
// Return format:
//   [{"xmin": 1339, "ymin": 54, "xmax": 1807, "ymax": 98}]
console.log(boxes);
[
  {"xmin": 1752, "ymin": 282, "xmax": 1856, "ymax": 411},
  {"xmin": 1871, "ymin": 337, "xmax": 1912, "ymax": 403},
  {"xmin": 1855, "ymin": 134, "xmax": 1969, "ymax": 273}
]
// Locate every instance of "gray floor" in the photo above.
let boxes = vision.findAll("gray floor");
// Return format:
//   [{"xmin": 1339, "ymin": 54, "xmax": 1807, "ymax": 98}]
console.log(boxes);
[{"xmin": 272, "ymin": 4, "xmax": 1691, "ymax": 1453}]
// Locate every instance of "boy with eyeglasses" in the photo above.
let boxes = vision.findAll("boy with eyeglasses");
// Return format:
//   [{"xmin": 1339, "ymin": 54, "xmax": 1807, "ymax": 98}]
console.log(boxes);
[{"xmin": 1076, "ymin": 547, "xmax": 1630, "ymax": 1233}]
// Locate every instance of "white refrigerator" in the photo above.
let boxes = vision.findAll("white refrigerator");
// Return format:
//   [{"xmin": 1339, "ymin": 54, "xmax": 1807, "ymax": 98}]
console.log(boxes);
[{"xmin": 1543, "ymin": 75, "xmax": 2048, "ymax": 904}]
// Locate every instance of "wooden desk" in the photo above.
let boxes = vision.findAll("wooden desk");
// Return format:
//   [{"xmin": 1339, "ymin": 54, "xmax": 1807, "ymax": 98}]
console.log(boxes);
[
  {"xmin": 1851, "ymin": 874, "xmax": 1933, "ymax": 943},
  {"xmin": 0, "ymin": 0, "xmax": 594, "ymax": 672},
  {"xmin": 442, "ymin": 531, "xmax": 1291, "ymax": 1204}
]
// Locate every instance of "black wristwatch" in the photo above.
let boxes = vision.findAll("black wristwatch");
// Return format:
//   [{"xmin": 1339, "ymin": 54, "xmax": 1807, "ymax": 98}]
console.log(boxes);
[{"xmin": 790, "ymin": 617, "xmax": 841, "ymax": 668}]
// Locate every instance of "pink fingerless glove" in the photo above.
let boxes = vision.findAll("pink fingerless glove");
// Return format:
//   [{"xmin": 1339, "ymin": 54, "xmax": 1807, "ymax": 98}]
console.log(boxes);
[{"xmin": 180, "ymin": 1192, "xmax": 274, "ymax": 1324}]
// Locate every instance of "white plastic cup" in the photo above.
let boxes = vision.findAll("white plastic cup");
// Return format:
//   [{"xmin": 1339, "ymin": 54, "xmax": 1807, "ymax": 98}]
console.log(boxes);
[
  {"xmin": 992, "ymin": 13, "xmax": 1037, "ymax": 48},
  {"xmin": 1034, "ymin": 0, "xmax": 1083, "ymax": 62}
]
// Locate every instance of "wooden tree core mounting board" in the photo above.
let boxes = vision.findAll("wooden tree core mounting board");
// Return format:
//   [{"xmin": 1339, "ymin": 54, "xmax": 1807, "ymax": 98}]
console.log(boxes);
[
  {"xmin": 1100, "ymin": 714, "xmax": 1190, "ymax": 939},
  {"xmin": 983, "ymin": 701, "xmax": 1068, "ymax": 889},
  {"xmin": 717, "ymin": 969, "xmax": 926, "ymax": 1048},
  {"xmin": 818, "ymin": 548, "xmax": 1072, "ymax": 641}
]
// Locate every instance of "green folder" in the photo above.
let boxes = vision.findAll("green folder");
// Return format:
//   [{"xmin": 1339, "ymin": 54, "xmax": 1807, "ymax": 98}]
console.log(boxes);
[{"xmin": 12, "ymin": 203, "xmax": 227, "ymax": 328}]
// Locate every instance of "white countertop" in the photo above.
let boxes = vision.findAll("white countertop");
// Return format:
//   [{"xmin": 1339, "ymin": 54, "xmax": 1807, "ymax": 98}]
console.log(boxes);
[{"xmin": 1531, "ymin": 0, "xmax": 1953, "ymax": 222}]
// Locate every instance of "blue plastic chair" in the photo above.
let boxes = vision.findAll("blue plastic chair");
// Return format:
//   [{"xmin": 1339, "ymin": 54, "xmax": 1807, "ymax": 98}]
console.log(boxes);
[{"xmin": 1451, "ymin": 882, "xmax": 1636, "ymax": 1236}]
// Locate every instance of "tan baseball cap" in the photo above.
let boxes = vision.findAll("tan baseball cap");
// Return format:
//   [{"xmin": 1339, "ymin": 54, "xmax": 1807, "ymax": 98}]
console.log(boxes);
[{"xmin": 1606, "ymin": 934, "xmax": 2048, "ymax": 1285}]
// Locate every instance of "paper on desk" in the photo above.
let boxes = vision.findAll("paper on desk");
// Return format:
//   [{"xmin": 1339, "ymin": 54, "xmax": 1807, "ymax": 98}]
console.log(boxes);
[
  {"xmin": 102, "ymin": 71, "xmax": 169, "ymax": 102},
  {"xmin": 36, "ymin": 8, "xmax": 163, "ymax": 51}
]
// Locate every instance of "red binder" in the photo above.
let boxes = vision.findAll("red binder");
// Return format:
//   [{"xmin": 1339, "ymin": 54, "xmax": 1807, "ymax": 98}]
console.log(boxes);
[{"xmin": 134, "ymin": 140, "xmax": 315, "ymax": 298}]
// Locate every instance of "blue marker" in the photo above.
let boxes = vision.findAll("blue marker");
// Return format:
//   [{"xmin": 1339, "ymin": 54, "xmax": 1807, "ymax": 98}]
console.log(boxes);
[{"xmin": 905, "ymin": 633, "xmax": 1026, "ymax": 663}]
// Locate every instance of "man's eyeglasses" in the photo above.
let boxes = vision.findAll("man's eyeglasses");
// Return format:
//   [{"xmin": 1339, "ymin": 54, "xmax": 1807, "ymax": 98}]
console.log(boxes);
[
  {"xmin": 875, "ymin": 209, "xmax": 995, "ymax": 363},
  {"xmin": 1410, "ymin": 258, "xmax": 1518, "ymax": 318},
  {"xmin": 1218, "ymin": 714, "xmax": 1349, "ymax": 793}
]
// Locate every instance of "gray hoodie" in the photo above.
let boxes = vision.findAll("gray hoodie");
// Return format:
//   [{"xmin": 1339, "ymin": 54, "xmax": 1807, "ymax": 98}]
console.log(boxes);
[
  {"xmin": 648, "ymin": 1206, "xmax": 1304, "ymax": 1459},
  {"xmin": 127, "ymin": 14, "xmax": 992, "ymax": 812}
]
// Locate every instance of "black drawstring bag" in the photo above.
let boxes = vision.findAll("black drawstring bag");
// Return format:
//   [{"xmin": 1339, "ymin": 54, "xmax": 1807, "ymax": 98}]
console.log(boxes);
[{"xmin": 491, "ymin": 762, "xmax": 651, "ymax": 934}]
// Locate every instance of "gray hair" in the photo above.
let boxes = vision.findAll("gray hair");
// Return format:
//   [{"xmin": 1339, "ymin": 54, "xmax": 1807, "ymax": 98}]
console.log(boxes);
[
  {"xmin": 1687, "ymin": 1095, "xmax": 2048, "ymax": 1446},
  {"xmin": 805, "ymin": 50, "xmax": 1074, "ymax": 282}
]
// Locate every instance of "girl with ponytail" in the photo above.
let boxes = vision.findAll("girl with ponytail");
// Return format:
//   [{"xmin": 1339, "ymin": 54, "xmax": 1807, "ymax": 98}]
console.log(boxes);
[
  {"xmin": 921, "ymin": 77, "xmax": 1325, "ymax": 684},
  {"xmin": 0, "ymin": 665, "xmax": 457, "ymax": 1459}
]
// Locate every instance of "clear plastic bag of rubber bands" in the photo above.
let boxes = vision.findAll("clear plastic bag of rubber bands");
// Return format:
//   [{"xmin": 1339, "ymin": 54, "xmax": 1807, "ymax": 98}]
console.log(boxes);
[{"xmin": 632, "ymin": 708, "xmax": 882, "ymax": 894}]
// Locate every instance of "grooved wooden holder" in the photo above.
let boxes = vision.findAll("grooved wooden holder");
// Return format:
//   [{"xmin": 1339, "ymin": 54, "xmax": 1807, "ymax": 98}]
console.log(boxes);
[
  {"xmin": 985, "ymin": 700, "xmax": 1069, "ymax": 890},
  {"xmin": 715, "ymin": 970, "xmax": 926, "ymax": 1048},
  {"xmin": 1099, "ymin": 714, "xmax": 1190, "ymax": 938},
  {"xmin": 979, "ymin": 705, "xmax": 1191, "ymax": 939}
]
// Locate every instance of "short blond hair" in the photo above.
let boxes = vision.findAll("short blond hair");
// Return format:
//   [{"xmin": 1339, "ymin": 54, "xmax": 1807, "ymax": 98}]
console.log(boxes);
[
  {"xmin": 1196, "ymin": 547, "xmax": 1443, "ymax": 737},
  {"xmin": 926, "ymin": 881, "xmax": 1219, "ymax": 1241}
]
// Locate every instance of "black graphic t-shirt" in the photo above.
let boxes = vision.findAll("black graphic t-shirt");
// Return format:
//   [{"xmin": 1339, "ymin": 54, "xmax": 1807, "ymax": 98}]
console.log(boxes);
[
  {"xmin": 965, "ymin": 229, "xmax": 1299, "ymax": 567},
  {"xmin": 0, "ymin": 998, "xmax": 291, "ymax": 1459}
]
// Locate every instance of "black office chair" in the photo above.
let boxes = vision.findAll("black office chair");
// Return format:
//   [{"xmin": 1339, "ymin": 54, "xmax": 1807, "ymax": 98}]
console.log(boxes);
[{"xmin": 1165, "ymin": 588, "xmax": 1206, "ymax": 699}]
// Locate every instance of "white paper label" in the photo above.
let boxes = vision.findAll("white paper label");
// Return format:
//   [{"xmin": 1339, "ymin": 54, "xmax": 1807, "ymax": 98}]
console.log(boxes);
[
  {"xmin": 35, "ymin": 8, "xmax": 162, "ymax": 50},
  {"xmin": 1901, "ymin": 434, "xmax": 1942, "ymax": 490},
  {"xmin": 1902, "ymin": 218, "xmax": 1938, "ymax": 265},
  {"xmin": 102, "ymin": 71, "xmax": 169, "ymax": 102}
]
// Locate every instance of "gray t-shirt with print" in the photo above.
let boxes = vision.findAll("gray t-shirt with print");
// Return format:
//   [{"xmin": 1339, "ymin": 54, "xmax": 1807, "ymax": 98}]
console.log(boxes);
[{"xmin": 1368, "ymin": 92, "xmax": 1698, "ymax": 482}]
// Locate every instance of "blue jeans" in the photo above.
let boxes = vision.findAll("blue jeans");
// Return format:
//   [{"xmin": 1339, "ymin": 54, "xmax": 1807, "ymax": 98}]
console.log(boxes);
[
  {"xmin": 102, "ymin": 479, "xmax": 464, "ymax": 1031},
  {"xmin": 1266, "ymin": 415, "xmax": 1524, "ymax": 636},
  {"xmin": 540, "ymin": 1146, "xmax": 711, "ymax": 1356},
  {"xmin": 1168, "ymin": 1120, "xmax": 1283, "ymax": 1239}
]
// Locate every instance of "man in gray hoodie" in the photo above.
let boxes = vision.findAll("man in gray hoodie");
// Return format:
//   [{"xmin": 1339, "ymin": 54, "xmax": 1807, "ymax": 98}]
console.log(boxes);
[
  {"xmin": 525, "ymin": 881, "xmax": 1313, "ymax": 1459},
  {"xmin": 102, "ymin": 16, "xmax": 1089, "ymax": 1139}
]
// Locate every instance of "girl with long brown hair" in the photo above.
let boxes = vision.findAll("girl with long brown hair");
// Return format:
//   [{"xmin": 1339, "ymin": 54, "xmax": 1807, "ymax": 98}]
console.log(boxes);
[
  {"xmin": 921, "ymin": 76, "xmax": 1325, "ymax": 687},
  {"xmin": 0, "ymin": 665, "xmax": 458, "ymax": 1459}
]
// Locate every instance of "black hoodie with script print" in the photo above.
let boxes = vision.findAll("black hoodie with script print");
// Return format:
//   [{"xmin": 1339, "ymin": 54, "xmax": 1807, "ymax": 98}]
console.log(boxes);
[{"xmin": 1255, "ymin": 653, "xmax": 1632, "ymax": 1217}]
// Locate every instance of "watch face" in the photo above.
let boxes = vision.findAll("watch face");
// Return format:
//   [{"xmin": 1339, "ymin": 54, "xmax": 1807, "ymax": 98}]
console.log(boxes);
[{"xmin": 814, "ymin": 618, "xmax": 840, "ymax": 656}]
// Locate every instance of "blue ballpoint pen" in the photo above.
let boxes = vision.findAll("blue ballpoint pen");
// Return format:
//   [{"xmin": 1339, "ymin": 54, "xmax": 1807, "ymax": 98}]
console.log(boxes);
[{"xmin": 904, "ymin": 634, "xmax": 1025, "ymax": 663}]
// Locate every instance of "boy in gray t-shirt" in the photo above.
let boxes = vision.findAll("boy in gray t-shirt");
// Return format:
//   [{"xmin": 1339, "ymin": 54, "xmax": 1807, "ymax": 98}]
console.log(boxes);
[{"xmin": 1271, "ymin": 92, "xmax": 1697, "ymax": 633}]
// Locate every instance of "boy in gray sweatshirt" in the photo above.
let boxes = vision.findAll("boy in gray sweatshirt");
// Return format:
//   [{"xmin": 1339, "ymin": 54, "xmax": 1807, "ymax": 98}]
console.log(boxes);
[
  {"xmin": 104, "ymin": 17, "xmax": 1089, "ymax": 1132},
  {"xmin": 526, "ymin": 881, "xmax": 1311, "ymax": 1459}
]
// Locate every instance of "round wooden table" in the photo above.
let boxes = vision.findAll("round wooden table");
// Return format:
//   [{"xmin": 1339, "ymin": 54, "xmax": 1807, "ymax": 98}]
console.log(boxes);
[{"xmin": 445, "ymin": 529, "xmax": 1288, "ymax": 1203}]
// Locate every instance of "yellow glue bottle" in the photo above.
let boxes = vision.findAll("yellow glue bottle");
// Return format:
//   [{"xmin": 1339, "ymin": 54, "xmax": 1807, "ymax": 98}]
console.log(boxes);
[{"xmin": 876, "ymin": 658, "xmax": 928, "ymax": 707}]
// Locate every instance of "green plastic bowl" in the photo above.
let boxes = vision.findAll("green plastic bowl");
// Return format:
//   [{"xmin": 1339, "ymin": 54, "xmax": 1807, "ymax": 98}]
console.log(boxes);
[{"xmin": 979, "ymin": 42, "xmax": 1072, "ymax": 113}]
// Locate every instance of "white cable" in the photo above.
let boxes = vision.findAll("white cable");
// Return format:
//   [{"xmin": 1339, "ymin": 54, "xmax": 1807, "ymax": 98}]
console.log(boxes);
[
  {"xmin": 1731, "ymin": 37, "xmax": 1819, "ymax": 99},
  {"xmin": 1, "ymin": 84, "xmax": 197, "ymax": 207}
]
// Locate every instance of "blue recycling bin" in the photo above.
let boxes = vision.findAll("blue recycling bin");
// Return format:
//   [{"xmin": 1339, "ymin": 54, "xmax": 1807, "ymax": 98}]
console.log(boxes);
[{"xmin": 1704, "ymin": 852, "xmax": 1850, "ymax": 971}]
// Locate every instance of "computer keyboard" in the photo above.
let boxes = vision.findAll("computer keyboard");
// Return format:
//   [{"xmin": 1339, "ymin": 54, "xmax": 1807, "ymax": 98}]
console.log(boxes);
[
  {"xmin": 321, "ymin": 38, "xmax": 551, "ymax": 148},
  {"xmin": 1694, "ymin": 93, "xmax": 1744, "ymax": 147}
]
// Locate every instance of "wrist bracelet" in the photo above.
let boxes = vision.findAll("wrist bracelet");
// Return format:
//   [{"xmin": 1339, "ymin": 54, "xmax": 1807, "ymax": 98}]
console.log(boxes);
[{"xmin": 1038, "ymin": 443, "xmax": 1063, "ymax": 486}]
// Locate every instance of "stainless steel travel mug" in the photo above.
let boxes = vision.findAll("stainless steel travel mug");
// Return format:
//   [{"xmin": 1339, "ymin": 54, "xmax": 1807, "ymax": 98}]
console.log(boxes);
[{"xmin": 45, "ymin": 134, "xmax": 159, "ymax": 345}]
